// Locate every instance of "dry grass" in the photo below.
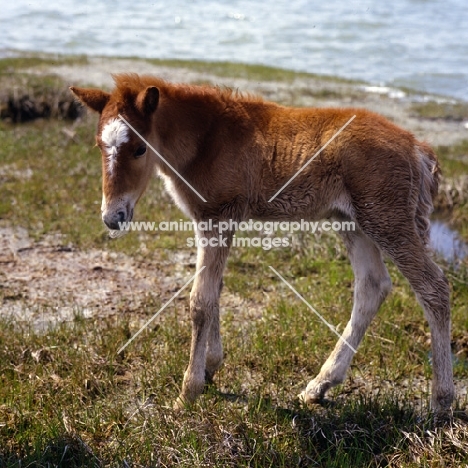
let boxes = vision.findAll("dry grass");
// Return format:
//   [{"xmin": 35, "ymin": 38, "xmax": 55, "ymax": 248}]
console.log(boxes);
[{"xmin": 0, "ymin": 73, "xmax": 83, "ymax": 122}]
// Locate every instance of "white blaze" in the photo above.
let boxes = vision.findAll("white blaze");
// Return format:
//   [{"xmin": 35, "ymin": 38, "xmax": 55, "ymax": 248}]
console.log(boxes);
[{"xmin": 101, "ymin": 118, "xmax": 129, "ymax": 175}]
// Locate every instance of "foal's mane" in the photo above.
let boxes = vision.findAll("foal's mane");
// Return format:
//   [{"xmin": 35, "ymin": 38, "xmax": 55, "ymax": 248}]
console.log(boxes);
[{"xmin": 112, "ymin": 73, "xmax": 265, "ymax": 108}]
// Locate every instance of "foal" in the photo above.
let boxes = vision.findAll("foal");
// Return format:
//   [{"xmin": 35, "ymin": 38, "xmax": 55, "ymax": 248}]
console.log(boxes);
[{"xmin": 71, "ymin": 74, "xmax": 454, "ymax": 418}]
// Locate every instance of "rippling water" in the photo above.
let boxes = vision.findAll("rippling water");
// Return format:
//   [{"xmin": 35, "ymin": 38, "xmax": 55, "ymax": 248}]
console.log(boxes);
[{"xmin": 1, "ymin": 0, "xmax": 467, "ymax": 100}]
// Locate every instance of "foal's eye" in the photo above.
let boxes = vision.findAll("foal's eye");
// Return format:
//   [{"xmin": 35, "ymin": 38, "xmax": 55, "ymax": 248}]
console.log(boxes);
[{"xmin": 134, "ymin": 144, "xmax": 147, "ymax": 158}]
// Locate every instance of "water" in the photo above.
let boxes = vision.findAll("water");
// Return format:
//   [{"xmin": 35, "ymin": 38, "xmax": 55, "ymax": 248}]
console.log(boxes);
[
  {"xmin": 1, "ymin": 0, "xmax": 467, "ymax": 100},
  {"xmin": 430, "ymin": 220, "xmax": 468, "ymax": 262}
]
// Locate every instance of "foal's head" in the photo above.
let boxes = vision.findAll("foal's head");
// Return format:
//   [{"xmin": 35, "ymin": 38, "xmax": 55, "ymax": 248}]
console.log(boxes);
[{"xmin": 71, "ymin": 81, "xmax": 160, "ymax": 230}]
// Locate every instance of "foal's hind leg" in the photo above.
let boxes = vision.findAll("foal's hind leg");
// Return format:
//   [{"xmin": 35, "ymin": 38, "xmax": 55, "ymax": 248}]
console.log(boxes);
[
  {"xmin": 301, "ymin": 229, "xmax": 392, "ymax": 403},
  {"xmin": 382, "ymin": 236, "xmax": 454, "ymax": 417},
  {"xmin": 205, "ymin": 280, "xmax": 225, "ymax": 384}
]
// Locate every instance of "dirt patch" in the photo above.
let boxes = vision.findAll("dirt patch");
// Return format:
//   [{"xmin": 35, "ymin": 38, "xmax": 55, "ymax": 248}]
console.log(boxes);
[
  {"xmin": 0, "ymin": 225, "xmax": 262, "ymax": 330},
  {"xmin": 0, "ymin": 225, "xmax": 159, "ymax": 326}
]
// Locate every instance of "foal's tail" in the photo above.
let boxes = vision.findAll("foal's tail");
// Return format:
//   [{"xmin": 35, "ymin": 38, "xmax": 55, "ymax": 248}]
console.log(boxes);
[{"xmin": 415, "ymin": 142, "xmax": 440, "ymax": 246}]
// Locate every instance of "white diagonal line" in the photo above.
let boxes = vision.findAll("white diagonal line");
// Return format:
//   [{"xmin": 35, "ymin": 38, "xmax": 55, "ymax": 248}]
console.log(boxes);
[
  {"xmin": 117, "ymin": 266, "xmax": 206, "ymax": 354},
  {"xmin": 268, "ymin": 114, "xmax": 356, "ymax": 202},
  {"xmin": 268, "ymin": 266, "xmax": 357, "ymax": 354},
  {"xmin": 118, "ymin": 114, "xmax": 207, "ymax": 202}
]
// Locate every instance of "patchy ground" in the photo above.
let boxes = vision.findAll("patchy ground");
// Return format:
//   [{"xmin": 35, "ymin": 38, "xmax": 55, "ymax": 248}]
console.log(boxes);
[
  {"xmin": 1, "ymin": 56, "xmax": 467, "ymax": 330},
  {"xmin": 0, "ymin": 224, "xmax": 262, "ymax": 330},
  {"xmin": 0, "ymin": 224, "xmax": 160, "ymax": 325}
]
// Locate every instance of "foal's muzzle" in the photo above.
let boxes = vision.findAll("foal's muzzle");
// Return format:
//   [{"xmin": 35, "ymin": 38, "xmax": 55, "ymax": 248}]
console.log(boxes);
[{"xmin": 102, "ymin": 206, "xmax": 133, "ymax": 230}]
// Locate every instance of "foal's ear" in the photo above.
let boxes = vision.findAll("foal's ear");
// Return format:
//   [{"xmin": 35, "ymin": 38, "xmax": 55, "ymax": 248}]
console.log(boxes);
[
  {"xmin": 69, "ymin": 87, "xmax": 111, "ymax": 114},
  {"xmin": 136, "ymin": 86, "xmax": 159, "ymax": 115}
]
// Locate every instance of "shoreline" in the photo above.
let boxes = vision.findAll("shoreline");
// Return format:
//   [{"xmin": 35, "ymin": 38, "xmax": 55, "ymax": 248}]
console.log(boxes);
[{"xmin": 2, "ymin": 48, "xmax": 467, "ymax": 101}]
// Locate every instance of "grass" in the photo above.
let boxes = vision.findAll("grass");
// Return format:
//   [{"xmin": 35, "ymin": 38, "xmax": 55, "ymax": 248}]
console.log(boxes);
[
  {"xmin": 0, "ymin": 54, "xmax": 84, "ymax": 122},
  {"xmin": 0, "ymin": 52, "xmax": 88, "ymax": 74},
  {"xmin": 412, "ymin": 101, "xmax": 468, "ymax": 121},
  {"xmin": 1, "ymin": 285, "xmax": 468, "ymax": 467},
  {"xmin": 143, "ymin": 58, "xmax": 360, "ymax": 85},
  {"xmin": 1, "ymin": 61, "xmax": 468, "ymax": 467}
]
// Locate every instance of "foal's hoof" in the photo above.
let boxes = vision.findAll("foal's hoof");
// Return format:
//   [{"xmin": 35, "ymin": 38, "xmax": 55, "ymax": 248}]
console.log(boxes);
[
  {"xmin": 204, "ymin": 369, "xmax": 215, "ymax": 386},
  {"xmin": 299, "ymin": 381, "xmax": 325, "ymax": 404},
  {"xmin": 298, "ymin": 390, "xmax": 323, "ymax": 405},
  {"xmin": 433, "ymin": 408, "xmax": 454, "ymax": 427},
  {"xmin": 173, "ymin": 398, "xmax": 184, "ymax": 412},
  {"xmin": 173, "ymin": 395, "xmax": 192, "ymax": 412},
  {"xmin": 298, "ymin": 390, "xmax": 337, "ymax": 409}
]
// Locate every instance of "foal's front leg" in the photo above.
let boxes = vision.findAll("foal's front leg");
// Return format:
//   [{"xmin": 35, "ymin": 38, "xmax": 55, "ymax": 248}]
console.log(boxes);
[{"xmin": 175, "ymin": 228, "xmax": 231, "ymax": 408}]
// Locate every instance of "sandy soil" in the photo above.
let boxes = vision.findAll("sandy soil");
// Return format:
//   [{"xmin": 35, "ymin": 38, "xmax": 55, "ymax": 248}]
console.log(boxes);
[{"xmin": 0, "ymin": 223, "xmax": 262, "ymax": 329}]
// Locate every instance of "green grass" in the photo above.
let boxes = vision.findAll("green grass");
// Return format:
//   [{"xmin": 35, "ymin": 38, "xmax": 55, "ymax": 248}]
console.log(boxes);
[
  {"xmin": 436, "ymin": 140, "xmax": 468, "ymax": 173},
  {"xmin": 3, "ymin": 50, "xmax": 358, "ymax": 86},
  {"xmin": 0, "ymin": 51, "xmax": 356, "ymax": 85},
  {"xmin": 412, "ymin": 101, "xmax": 468, "ymax": 121},
  {"xmin": 1, "ymin": 282, "xmax": 468, "ymax": 467},
  {"xmin": 1, "ymin": 64, "xmax": 468, "ymax": 467},
  {"xmin": 0, "ymin": 52, "xmax": 88, "ymax": 74},
  {"xmin": 0, "ymin": 54, "xmax": 85, "ymax": 122},
  {"xmin": 144, "ymin": 58, "xmax": 360, "ymax": 85}
]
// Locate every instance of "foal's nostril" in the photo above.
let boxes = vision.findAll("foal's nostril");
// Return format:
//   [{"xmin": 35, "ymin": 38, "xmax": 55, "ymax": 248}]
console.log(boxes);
[
  {"xmin": 117, "ymin": 211, "xmax": 126, "ymax": 223},
  {"xmin": 102, "ymin": 209, "xmax": 128, "ymax": 230}
]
